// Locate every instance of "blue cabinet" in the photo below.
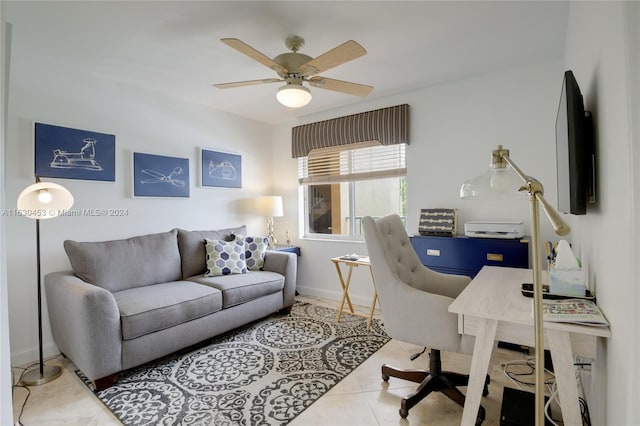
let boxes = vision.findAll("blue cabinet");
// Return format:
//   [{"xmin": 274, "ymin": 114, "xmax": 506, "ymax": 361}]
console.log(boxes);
[
  {"xmin": 410, "ymin": 235, "xmax": 529, "ymax": 278},
  {"xmin": 273, "ymin": 245, "xmax": 301, "ymax": 256}
]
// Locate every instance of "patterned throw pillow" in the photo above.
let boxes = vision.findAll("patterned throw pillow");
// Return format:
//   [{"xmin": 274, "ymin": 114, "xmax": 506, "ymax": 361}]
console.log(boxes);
[
  {"xmin": 204, "ymin": 239, "xmax": 247, "ymax": 277},
  {"xmin": 237, "ymin": 235, "xmax": 269, "ymax": 271}
]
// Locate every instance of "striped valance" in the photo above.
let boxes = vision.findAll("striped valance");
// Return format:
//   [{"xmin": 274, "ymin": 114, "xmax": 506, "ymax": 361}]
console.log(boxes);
[{"xmin": 291, "ymin": 104, "xmax": 410, "ymax": 158}]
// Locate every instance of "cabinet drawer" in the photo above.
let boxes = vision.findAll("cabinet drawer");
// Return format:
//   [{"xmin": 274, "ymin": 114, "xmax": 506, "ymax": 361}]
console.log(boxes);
[{"xmin": 410, "ymin": 235, "xmax": 529, "ymax": 278}]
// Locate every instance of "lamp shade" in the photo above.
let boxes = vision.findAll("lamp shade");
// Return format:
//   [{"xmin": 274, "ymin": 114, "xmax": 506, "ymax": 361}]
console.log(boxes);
[
  {"xmin": 256, "ymin": 196, "xmax": 283, "ymax": 217},
  {"xmin": 460, "ymin": 146, "xmax": 526, "ymax": 199},
  {"xmin": 17, "ymin": 181, "xmax": 74, "ymax": 219},
  {"xmin": 276, "ymin": 84, "xmax": 312, "ymax": 108},
  {"xmin": 460, "ymin": 166, "xmax": 524, "ymax": 199}
]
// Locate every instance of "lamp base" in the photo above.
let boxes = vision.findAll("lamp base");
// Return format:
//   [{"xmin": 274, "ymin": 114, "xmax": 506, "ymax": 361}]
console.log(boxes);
[
  {"xmin": 266, "ymin": 216, "xmax": 277, "ymax": 247},
  {"xmin": 21, "ymin": 364, "xmax": 62, "ymax": 386}
]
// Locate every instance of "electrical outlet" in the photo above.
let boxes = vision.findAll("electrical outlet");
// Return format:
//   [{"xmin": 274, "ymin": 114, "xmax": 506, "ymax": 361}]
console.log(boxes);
[
  {"xmin": 575, "ymin": 355, "xmax": 593, "ymax": 400},
  {"xmin": 574, "ymin": 355, "xmax": 592, "ymax": 370}
]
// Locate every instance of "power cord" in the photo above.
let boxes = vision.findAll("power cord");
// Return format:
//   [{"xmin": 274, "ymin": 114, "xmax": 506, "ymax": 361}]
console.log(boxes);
[
  {"xmin": 501, "ymin": 356, "xmax": 594, "ymax": 425},
  {"xmin": 502, "ymin": 356, "xmax": 562, "ymax": 424},
  {"xmin": 12, "ymin": 361, "xmax": 39, "ymax": 426},
  {"xmin": 575, "ymin": 362, "xmax": 592, "ymax": 426},
  {"xmin": 410, "ymin": 347, "xmax": 427, "ymax": 361},
  {"xmin": 502, "ymin": 357, "xmax": 555, "ymax": 388},
  {"xmin": 545, "ymin": 381, "xmax": 561, "ymax": 426},
  {"xmin": 11, "ymin": 355, "xmax": 63, "ymax": 426},
  {"xmin": 579, "ymin": 396, "xmax": 591, "ymax": 426}
]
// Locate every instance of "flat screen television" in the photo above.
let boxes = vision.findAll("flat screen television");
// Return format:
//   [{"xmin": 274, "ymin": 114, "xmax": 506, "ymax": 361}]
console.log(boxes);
[{"xmin": 555, "ymin": 70, "xmax": 594, "ymax": 215}]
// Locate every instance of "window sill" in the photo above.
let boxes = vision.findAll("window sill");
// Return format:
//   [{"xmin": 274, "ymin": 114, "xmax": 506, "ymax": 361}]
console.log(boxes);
[{"xmin": 301, "ymin": 236, "xmax": 367, "ymax": 244}]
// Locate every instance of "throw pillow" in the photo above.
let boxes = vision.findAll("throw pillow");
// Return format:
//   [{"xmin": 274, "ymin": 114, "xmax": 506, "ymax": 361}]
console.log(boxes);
[
  {"xmin": 204, "ymin": 238, "xmax": 247, "ymax": 277},
  {"xmin": 239, "ymin": 236, "xmax": 270, "ymax": 271}
]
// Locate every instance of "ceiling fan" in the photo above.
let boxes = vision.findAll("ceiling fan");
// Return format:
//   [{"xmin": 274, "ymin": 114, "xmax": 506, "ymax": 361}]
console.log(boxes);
[{"xmin": 213, "ymin": 35, "xmax": 373, "ymax": 108}]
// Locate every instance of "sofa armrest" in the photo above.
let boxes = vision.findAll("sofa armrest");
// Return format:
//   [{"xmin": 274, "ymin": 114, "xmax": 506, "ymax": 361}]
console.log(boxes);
[
  {"xmin": 263, "ymin": 251, "xmax": 297, "ymax": 307},
  {"xmin": 44, "ymin": 271, "xmax": 122, "ymax": 381}
]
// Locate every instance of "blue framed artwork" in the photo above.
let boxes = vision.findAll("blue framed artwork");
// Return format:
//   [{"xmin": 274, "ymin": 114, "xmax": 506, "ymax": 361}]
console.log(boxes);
[
  {"xmin": 201, "ymin": 148, "xmax": 242, "ymax": 188},
  {"xmin": 34, "ymin": 122, "xmax": 116, "ymax": 181},
  {"xmin": 133, "ymin": 152, "xmax": 190, "ymax": 198}
]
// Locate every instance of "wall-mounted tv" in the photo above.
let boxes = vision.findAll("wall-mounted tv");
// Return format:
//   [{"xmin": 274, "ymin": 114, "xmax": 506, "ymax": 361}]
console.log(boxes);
[{"xmin": 555, "ymin": 70, "xmax": 594, "ymax": 215}]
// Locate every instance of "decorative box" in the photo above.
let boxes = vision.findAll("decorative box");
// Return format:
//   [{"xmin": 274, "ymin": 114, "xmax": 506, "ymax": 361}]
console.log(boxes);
[{"xmin": 418, "ymin": 208, "xmax": 457, "ymax": 236}]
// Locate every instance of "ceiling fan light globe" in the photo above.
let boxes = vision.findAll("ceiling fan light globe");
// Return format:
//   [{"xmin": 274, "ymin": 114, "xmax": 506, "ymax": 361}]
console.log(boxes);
[{"xmin": 276, "ymin": 84, "xmax": 312, "ymax": 108}]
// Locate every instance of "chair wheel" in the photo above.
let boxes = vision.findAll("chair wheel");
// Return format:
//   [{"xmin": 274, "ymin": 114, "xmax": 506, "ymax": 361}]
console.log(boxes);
[
  {"xmin": 475, "ymin": 405, "xmax": 486, "ymax": 426},
  {"xmin": 382, "ymin": 374, "xmax": 389, "ymax": 382},
  {"xmin": 483, "ymin": 374, "xmax": 490, "ymax": 396},
  {"xmin": 399, "ymin": 408, "xmax": 408, "ymax": 418}
]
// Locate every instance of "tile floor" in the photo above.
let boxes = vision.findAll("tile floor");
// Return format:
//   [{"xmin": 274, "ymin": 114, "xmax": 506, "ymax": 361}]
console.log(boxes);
[{"xmin": 12, "ymin": 296, "xmax": 543, "ymax": 426}]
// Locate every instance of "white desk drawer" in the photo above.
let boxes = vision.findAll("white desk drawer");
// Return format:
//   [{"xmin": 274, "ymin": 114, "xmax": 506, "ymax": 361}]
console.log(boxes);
[{"xmin": 458, "ymin": 314, "xmax": 597, "ymax": 359}]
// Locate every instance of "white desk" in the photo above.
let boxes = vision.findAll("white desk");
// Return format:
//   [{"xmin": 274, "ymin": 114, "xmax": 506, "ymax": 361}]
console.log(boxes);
[{"xmin": 448, "ymin": 266, "xmax": 611, "ymax": 426}]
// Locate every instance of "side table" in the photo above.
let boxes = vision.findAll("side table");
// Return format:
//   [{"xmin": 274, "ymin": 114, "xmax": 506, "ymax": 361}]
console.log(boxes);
[{"xmin": 330, "ymin": 256, "xmax": 378, "ymax": 330}]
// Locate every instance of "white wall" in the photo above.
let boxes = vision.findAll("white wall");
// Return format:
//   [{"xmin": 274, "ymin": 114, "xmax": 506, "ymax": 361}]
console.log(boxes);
[
  {"xmin": 1, "ymin": 5, "xmax": 14, "ymax": 425},
  {"xmin": 5, "ymin": 27, "xmax": 276, "ymax": 365},
  {"xmin": 562, "ymin": 2, "xmax": 639, "ymax": 425},
  {"xmin": 627, "ymin": 3, "xmax": 640, "ymax": 423},
  {"xmin": 273, "ymin": 60, "xmax": 563, "ymax": 305}
]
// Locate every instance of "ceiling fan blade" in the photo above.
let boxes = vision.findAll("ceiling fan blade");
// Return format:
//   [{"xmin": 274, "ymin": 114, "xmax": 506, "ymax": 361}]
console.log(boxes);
[
  {"xmin": 213, "ymin": 78, "xmax": 282, "ymax": 89},
  {"xmin": 300, "ymin": 40, "xmax": 367, "ymax": 76},
  {"xmin": 220, "ymin": 38, "xmax": 287, "ymax": 75},
  {"xmin": 308, "ymin": 77, "xmax": 373, "ymax": 97}
]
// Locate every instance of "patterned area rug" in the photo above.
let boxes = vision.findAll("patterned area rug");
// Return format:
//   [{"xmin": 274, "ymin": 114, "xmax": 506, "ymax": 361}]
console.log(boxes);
[{"xmin": 77, "ymin": 300, "xmax": 390, "ymax": 425}]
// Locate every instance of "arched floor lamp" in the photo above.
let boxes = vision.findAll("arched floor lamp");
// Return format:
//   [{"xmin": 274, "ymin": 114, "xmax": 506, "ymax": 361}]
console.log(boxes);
[
  {"xmin": 461, "ymin": 145, "xmax": 570, "ymax": 426},
  {"xmin": 17, "ymin": 177, "xmax": 74, "ymax": 386}
]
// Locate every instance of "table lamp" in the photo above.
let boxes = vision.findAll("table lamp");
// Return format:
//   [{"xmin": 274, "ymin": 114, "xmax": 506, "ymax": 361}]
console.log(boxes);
[
  {"xmin": 17, "ymin": 177, "xmax": 74, "ymax": 385},
  {"xmin": 256, "ymin": 195, "xmax": 283, "ymax": 247},
  {"xmin": 461, "ymin": 145, "xmax": 570, "ymax": 426}
]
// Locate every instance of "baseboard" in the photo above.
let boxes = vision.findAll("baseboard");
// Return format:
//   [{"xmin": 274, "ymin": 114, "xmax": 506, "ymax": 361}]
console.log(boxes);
[
  {"xmin": 296, "ymin": 286, "xmax": 375, "ymax": 309},
  {"xmin": 11, "ymin": 341, "xmax": 59, "ymax": 367}
]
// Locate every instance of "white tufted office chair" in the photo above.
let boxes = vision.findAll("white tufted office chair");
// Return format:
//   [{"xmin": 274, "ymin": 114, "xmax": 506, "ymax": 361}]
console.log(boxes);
[{"xmin": 362, "ymin": 214, "xmax": 487, "ymax": 423}]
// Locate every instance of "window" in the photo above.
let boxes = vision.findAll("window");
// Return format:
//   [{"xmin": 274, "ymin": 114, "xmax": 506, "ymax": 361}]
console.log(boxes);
[{"xmin": 299, "ymin": 142, "xmax": 407, "ymax": 238}]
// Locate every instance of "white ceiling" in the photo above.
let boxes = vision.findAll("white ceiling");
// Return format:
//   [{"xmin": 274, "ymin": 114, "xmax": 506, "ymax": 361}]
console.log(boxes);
[{"xmin": 5, "ymin": 1, "xmax": 569, "ymax": 124}]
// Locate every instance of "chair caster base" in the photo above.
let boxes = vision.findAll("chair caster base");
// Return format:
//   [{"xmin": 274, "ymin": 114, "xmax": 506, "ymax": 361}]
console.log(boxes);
[
  {"xmin": 475, "ymin": 404, "xmax": 486, "ymax": 426},
  {"xmin": 483, "ymin": 374, "xmax": 491, "ymax": 396}
]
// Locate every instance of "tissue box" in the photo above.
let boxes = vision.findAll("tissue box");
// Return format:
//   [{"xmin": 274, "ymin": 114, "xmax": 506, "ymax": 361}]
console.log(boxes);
[{"xmin": 549, "ymin": 268, "xmax": 586, "ymax": 297}]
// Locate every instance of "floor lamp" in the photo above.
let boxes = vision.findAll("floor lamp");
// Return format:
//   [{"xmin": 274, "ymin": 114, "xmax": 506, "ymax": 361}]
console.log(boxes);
[
  {"xmin": 256, "ymin": 195, "xmax": 283, "ymax": 248},
  {"xmin": 17, "ymin": 177, "xmax": 74, "ymax": 386},
  {"xmin": 461, "ymin": 145, "xmax": 570, "ymax": 426}
]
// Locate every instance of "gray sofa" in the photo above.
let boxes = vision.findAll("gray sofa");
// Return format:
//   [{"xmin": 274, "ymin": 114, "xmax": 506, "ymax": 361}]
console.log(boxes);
[{"xmin": 44, "ymin": 226, "xmax": 297, "ymax": 389}]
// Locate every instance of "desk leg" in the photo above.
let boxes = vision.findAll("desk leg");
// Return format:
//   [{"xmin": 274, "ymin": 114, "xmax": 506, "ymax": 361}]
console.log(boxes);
[
  {"xmin": 367, "ymin": 266, "xmax": 378, "ymax": 330},
  {"xmin": 461, "ymin": 319, "xmax": 498, "ymax": 426},
  {"xmin": 335, "ymin": 263, "xmax": 356, "ymax": 322},
  {"xmin": 366, "ymin": 292, "xmax": 377, "ymax": 330},
  {"xmin": 547, "ymin": 329, "xmax": 582, "ymax": 426}
]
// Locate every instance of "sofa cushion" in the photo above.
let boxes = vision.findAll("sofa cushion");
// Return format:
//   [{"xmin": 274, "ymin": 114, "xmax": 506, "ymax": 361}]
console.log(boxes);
[
  {"xmin": 238, "ymin": 236, "xmax": 269, "ymax": 271},
  {"xmin": 177, "ymin": 226, "xmax": 247, "ymax": 278},
  {"xmin": 204, "ymin": 239, "xmax": 247, "ymax": 277},
  {"xmin": 188, "ymin": 271, "xmax": 284, "ymax": 308},
  {"xmin": 64, "ymin": 229, "xmax": 182, "ymax": 292},
  {"xmin": 114, "ymin": 281, "xmax": 223, "ymax": 340}
]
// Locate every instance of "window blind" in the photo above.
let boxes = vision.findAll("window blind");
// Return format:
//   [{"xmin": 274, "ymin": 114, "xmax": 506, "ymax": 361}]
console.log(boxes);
[
  {"xmin": 291, "ymin": 104, "xmax": 409, "ymax": 158},
  {"xmin": 298, "ymin": 141, "xmax": 406, "ymax": 185}
]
